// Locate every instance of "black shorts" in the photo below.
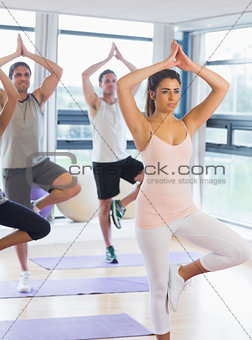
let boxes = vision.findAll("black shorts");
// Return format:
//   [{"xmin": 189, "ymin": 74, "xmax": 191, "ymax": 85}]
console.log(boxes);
[{"xmin": 92, "ymin": 156, "xmax": 143, "ymax": 200}]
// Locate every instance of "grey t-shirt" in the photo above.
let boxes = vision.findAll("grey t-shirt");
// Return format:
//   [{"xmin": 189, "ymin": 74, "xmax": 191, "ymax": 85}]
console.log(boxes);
[{"xmin": 0, "ymin": 94, "xmax": 45, "ymax": 169}]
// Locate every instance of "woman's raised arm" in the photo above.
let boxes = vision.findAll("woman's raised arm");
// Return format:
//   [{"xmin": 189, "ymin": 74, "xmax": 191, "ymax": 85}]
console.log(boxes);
[
  {"xmin": 117, "ymin": 40, "xmax": 178, "ymax": 150},
  {"xmin": 175, "ymin": 43, "xmax": 230, "ymax": 137}
]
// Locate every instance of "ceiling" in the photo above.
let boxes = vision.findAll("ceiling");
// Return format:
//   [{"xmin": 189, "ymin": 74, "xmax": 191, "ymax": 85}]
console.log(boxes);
[{"xmin": 1, "ymin": 0, "xmax": 252, "ymax": 30}]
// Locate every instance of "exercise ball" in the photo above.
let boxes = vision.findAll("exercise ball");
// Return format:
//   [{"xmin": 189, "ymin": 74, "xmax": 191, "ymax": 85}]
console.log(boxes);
[{"xmin": 57, "ymin": 169, "xmax": 99, "ymax": 222}]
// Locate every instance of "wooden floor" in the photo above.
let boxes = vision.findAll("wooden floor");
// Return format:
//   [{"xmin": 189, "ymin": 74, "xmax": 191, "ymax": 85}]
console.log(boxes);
[{"xmin": 0, "ymin": 227, "xmax": 252, "ymax": 340}]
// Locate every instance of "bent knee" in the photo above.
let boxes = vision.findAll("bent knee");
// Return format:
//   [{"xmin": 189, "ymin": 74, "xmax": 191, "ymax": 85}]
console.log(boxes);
[
  {"xmin": 64, "ymin": 183, "xmax": 81, "ymax": 200},
  {"xmin": 238, "ymin": 243, "xmax": 252, "ymax": 264},
  {"xmin": 134, "ymin": 170, "xmax": 144, "ymax": 183},
  {"xmin": 228, "ymin": 240, "xmax": 252, "ymax": 266},
  {"xmin": 71, "ymin": 183, "xmax": 81, "ymax": 197},
  {"xmin": 33, "ymin": 220, "xmax": 51, "ymax": 240}
]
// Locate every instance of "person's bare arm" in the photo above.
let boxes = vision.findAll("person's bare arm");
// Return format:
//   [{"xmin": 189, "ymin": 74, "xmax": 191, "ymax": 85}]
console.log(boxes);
[
  {"xmin": 20, "ymin": 36, "xmax": 63, "ymax": 108},
  {"xmin": 175, "ymin": 44, "xmax": 230, "ymax": 138},
  {"xmin": 82, "ymin": 43, "xmax": 115, "ymax": 119},
  {"xmin": 117, "ymin": 41, "xmax": 178, "ymax": 151},
  {"xmin": 0, "ymin": 89, "xmax": 7, "ymax": 110},
  {"xmin": 0, "ymin": 68, "xmax": 19, "ymax": 137},
  {"xmin": 114, "ymin": 44, "xmax": 140, "ymax": 96},
  {"xmin": 0, "ymin": 34, "xmax": 22, "ymax": 68}
]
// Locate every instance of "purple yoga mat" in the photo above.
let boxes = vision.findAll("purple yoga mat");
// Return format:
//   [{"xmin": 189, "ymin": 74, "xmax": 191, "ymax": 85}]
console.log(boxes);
[
  {"xmin": 0, "ymin": 313, "xmax": 153, "ymax": 340},
  {"xmin": 30, "ymin": 251, "xmax": 202, "ymax": 270},
  {"xmin": 0, "ymin": 276, "xmax": 148, "ymax": 299}
]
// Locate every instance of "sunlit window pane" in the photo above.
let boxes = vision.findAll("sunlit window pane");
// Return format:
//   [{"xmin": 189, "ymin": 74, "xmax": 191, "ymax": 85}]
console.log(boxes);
[
  {"xmin": 57, "ymin": 125, "xmax": 92, "ymax": 140},
  {"xmin": 202, "ymin": 152, "xmax": 252, "ymax": 225},
  {"xmin": 206, "ymin": 64, "xmax": 252, "ymax": 115},
  {"xmin": 205, "ymin": 127, "xmax": 227, "ymax": 144},
  {"xmin": 0, "ymin": 8, "xmax": 35, "ymax": 27},
  {"xmin": 206, "ymin": 27, "xmax": 252, "ymax": 61},
  {"xmin": 0, "ymin": 30, "xmax": 35, "ymax": 87},
  {"xmin": 57, "ymin": 34, "xmax": 152, "ymax": 111},
  {"xmin": 233, "ymin": 130, "xmax": 252, "ymax": 147}
]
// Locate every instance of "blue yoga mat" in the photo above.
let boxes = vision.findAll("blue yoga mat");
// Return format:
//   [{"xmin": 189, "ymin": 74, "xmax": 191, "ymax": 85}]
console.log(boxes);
[
  {"xmin": 0, "ymin": 313, "xmax": 153, "ymax": 340},
  {"xmin": 30, "ymin": 251, "xmax": 202, "ymax": 270},
  {"xmin": 0, "ymin": 276, "xmax": 148, "ymax": 299}
]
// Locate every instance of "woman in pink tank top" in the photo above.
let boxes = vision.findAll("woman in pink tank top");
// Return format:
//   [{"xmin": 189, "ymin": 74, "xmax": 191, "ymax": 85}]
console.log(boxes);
[{"xmin": 117, "ymin": 40, "xmax": 251, "ymax": 339}]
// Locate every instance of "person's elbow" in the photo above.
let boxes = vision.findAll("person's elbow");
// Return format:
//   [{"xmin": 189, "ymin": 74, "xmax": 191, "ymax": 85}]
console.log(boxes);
[
  {"xmin": 57, "ymin": 67, "xmax": 63, "ymax": 79},
  {"xmin": 225, "ymin": 81, "xmax": 230, "ymax": 92},
  {"xmin": 116, "ymin": 81, "xmax": 123, "ymax": 98},
  {"xmin": 214, "ymin": 80, "xmax": 229, "ymax": 95},
  {"xmin": 222, "ymin": 79, "xmax": 230, "ymax": 93},
  {"xmin": 82, "ymin": 70, "xmax": 90, "ymax": 80},
  {"xmin": 220, "ymin": 81, "xmax": 230, "ymax": 98},
  {"xmin": 116, "ymin": 78, "xmax": 126, "ymax": 93}
]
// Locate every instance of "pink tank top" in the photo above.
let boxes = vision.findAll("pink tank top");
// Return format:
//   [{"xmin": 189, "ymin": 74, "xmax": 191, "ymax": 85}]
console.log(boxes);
[{"xmin": 135, "ymin": 120, "xmax": 198, "ymax": 229}]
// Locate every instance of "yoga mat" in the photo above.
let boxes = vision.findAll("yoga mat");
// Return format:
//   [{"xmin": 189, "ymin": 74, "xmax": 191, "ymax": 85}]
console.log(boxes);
[
  {"xmin": 30, "ymin": 251, "xmax": 202, "ymax": 270},
  {"xmin": 0, "ymin": 276, "xmax": 148, "ymax": 299},
  {"xmin": 0, "ymin": 313, "xmax": 153, "ymax": 340}
]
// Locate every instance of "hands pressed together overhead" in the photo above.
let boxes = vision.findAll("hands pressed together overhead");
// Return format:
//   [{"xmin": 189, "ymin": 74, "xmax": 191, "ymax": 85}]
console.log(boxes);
[
  {"xmin": 107, "ymin": 42, "xmax": 125, "ymax": 62},
  {"xmin": 164, "ymin": 40, "xmax": 194, "ymax": 72},
  {"xmin": 16, "ymin": 33, "xmax": 30, "ymax": 58}
]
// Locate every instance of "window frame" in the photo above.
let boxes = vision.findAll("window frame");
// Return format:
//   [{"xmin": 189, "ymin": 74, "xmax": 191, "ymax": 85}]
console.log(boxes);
[
  {"xmin": 205, "ymin": 27, "xmax": 252, "ymax": 158},
  {"xmin": 0, "ymin": 24, "xmax": 34, "ymax": 32},
  {"xmin": 204, "ymin": 27, "xmax": 252, "ymax": 228},
  {"xmin": 56, "ymin": 24, "xmax": 153, "ymax": 151},
  {"xmin": 205, "ymin": 38, "xmax": 252, "ymax": 157},
  {"xmin": 56, "ymin": 30, "xmax": 190, "ymax": 148},
  {"xmin": 206, "ymin": 114, "xmax": 252, "ymax": 157}
]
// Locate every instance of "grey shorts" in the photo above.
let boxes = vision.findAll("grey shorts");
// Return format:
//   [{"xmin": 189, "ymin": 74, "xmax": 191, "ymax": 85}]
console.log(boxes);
[{"xmin": 2, "ymin": 158, "xmax": 67, "ymax": 208}]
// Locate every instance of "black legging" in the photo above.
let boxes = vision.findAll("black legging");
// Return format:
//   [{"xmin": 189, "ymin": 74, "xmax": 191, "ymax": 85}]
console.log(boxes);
[{"xmin": 0, "ymin": 200, "xmax": 50, "ymax": 240}]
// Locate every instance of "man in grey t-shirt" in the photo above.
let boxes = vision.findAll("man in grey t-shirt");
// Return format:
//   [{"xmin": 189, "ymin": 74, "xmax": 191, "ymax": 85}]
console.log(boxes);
[{"xmin": 0, "ymin": 35, "xmax": 81, "ymax": 293}]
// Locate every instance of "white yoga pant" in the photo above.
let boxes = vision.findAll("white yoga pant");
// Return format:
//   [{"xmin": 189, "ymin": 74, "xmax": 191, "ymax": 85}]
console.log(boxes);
[{"xmin": 136, "ymin": 211, "xmax": 251, "ymax": 335}]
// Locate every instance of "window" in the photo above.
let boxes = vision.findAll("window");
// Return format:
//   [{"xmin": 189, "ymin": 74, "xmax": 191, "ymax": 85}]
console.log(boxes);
[
  {"xmin": 56, "ymin": 14, "xmax": 153, "ymax": 155},
  {"xmin": 59, "ymin": 15, "xmax": 153, "ymax": 37},
  {"xmin": 205, "ymin": 127, "xmax": 227, "ymax": 144},
  {"xmin": 202, "ymin": 152, "xmax": 252, "ymax": 226},
  {"xmin": 205, "ymin": 64, "xmax": 252, "ymax": 116},
  {"xmin": 57, "ymin": 34, "xmax": 152, "ymax": 112},
  {"xmin": 206, "ymin": 27, "xmax": 252, "ymax": 116},
  {"xmin": 0, "ymin": 8, "xmax": 35, "ymax": 27},
  {"xmin": 206, "ymin": 28, "xmax": 252, "ymax": 61},
  {"xmin": 57, "ymin": 16, "xmax": 153, "ymax": 111},
  {"xmin": 203, "ymin": 27, "xmax": 252, "ymax": 227},
  {"xmin": 0, "ymin": 9, "xmax": 35, "ymax": 77}
]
